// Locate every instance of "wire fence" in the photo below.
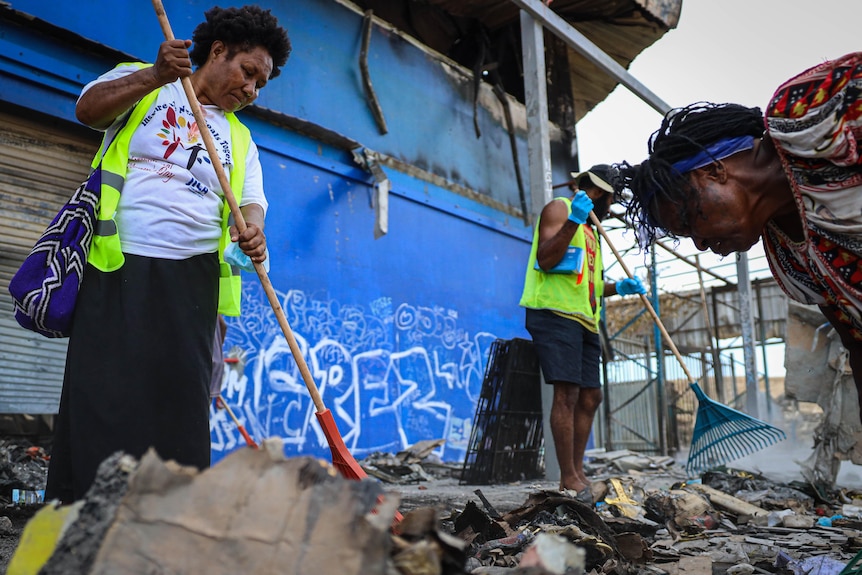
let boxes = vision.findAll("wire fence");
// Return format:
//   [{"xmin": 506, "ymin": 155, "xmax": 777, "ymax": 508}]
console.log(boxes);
[{"xmin": 600, "ymin": 336, "xmax": 755, "ymax": 455}]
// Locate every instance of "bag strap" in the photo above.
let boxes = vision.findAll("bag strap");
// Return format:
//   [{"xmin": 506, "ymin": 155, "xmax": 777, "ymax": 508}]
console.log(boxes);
[{"xmin": 89, "ymin": 63, "xmax": 159, "ymax": 171}]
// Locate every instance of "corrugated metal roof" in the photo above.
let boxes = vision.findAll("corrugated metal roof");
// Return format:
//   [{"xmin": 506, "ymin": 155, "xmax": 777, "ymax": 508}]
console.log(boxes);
[
  {"xmin": 605, "ymin": 279, "xmax": 790, "ymax": 353},
  {"xmin": 354, "ymin": 0, "xmax": 681, "ymax": 120},
  {"xmin": 424, "ymin": 0, "xmax": 679, "ymax": 32},
  {"xmin": 428, "ymin": 0, "xmax": 680, "ymax": 120}
]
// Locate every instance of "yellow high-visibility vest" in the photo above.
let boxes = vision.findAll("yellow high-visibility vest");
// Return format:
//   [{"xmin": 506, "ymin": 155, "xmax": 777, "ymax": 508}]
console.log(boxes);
[
  {"xmin": 519, "ymin": 196, "xmax": 604, "ymax": 330},
  {"xmin": 88, "ymin": 62, "xmax": 251, "ymax": 316}
]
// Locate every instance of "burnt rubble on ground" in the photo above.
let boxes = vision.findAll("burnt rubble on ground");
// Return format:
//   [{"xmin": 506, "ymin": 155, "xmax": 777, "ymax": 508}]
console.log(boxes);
[
  {"xmin": 0, "ymin": 438, "xmax": 49, "ymax": 504},
  {"xmin": 2, "ymin": 441, "xmax": 862, "ymax": 574},
  {"xmin": 373, "ymin": 447, "xmax": 862, "ymax": 574}
]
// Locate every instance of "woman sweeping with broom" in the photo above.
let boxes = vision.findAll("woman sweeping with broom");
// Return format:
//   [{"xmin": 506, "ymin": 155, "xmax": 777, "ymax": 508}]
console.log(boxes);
[
  {"xmin": 44, "ymin": 6, "xmax": 291, "ymax": 504},
  {"xmin": 613, "ymin": 52, "xmax": 862, "ymax": 424}
]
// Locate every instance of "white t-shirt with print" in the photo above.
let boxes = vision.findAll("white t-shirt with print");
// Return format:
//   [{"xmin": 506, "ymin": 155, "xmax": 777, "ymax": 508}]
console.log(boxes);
[{"xmin": 80, "ymin": 64, "xmax": 268, "ymax": 259}]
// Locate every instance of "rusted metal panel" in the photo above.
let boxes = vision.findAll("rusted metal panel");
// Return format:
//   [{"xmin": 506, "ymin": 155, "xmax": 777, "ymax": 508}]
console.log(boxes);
[
  {"xmin": 0, "ymin": 112, "xmax": 96, "ymax": 414},
  {"xmin": 358, "ymin": 0, "xmax": 681, "ymax": 121},
  {"xmin": 606, "ymin": 279, "xmax": 789, "ymax": 353},
  {"xmin": 421, "ymin": 0, "xmax": 679, "ymax": 30}
]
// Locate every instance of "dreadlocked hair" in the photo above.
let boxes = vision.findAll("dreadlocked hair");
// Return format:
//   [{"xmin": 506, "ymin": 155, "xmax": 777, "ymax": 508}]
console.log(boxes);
[
  {"xmin": 612, "ymin": 102, "xmax": 765, "ymax": 246},
  {"xmin": 190, "ymin": 5, "xmax": 291, "ymax": 79}
]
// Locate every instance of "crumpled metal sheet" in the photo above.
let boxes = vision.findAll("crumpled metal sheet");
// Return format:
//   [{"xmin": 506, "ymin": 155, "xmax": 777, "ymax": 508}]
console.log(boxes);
[{"xmin": 785, "ymin": 302, "xmax": 862, "ymax": 488}]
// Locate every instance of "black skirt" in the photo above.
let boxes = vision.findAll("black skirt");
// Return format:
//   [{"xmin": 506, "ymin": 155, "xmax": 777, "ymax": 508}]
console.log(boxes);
[{"xmin": 45, "ymin": 252, "xmax": 219, "ymax": 503}]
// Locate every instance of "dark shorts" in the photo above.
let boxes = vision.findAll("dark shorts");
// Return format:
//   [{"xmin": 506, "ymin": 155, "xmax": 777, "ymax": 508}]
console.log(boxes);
[{"xmin": 525, "ymin": 308, "xmax": 601, "ymax": 388}]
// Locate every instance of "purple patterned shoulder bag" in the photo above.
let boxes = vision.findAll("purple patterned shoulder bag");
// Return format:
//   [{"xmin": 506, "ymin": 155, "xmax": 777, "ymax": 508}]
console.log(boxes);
[
  {"xmin": 8, "ymin": 165, "xmax": 104, "ymax": 338},
  {"xmin": 10, "ymin": 87, "xmax": 156, "ymax": 338}
]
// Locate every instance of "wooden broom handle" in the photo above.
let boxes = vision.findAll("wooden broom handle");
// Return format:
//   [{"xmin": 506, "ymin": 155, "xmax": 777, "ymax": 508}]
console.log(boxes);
[
  {"xmin": 589, "ymin": 212, "xmax": 697, "ymax": 385},
  {"xmin": 152, "ymin": 0, "xmax": 327, "ymax": 413}
]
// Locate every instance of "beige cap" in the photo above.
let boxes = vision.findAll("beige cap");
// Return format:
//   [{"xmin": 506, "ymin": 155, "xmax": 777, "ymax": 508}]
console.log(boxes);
[{"xmin": 569, "ymin": 164, "xmax": 614, "ymax": 194}]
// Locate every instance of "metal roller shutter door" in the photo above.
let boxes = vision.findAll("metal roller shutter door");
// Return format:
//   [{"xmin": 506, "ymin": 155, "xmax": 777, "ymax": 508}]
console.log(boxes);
[{"xmin": 0, "ymin": 111, "xmax": 97, "ymax": 414}]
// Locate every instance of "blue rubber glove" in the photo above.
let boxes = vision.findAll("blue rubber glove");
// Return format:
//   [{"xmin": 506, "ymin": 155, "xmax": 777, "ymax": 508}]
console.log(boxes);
[
  {"xmin": 617, "ymin": 277, "xmax": 646, "ymax": 296},
  {"xmin": 568, "ymin": 190, "xmax": 594, "ymax": 225},
  {"xmin": 224, "ymin": 242, "xmax": 270, "ymax": 273}
]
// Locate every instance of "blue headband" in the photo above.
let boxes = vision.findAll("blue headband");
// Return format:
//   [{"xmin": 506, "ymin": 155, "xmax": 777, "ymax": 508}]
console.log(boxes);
[{"xmin": 671, "ymin": 135, "xmax": 755, "ymax": 174}]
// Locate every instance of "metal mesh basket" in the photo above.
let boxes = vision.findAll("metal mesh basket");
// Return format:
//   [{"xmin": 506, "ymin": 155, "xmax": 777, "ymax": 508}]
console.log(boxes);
[{"xmin": 460, "ymin": 338, "xmax": 545, "ymax": 484}]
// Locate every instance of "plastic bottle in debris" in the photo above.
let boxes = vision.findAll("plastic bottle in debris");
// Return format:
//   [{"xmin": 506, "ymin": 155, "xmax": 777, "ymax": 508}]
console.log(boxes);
[{"xmin": 12, "ymin": 489, "xmax": 44, "ymax": 505}]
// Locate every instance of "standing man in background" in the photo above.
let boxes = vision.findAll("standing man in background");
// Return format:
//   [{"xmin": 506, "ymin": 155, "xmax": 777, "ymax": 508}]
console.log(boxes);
[{"xmin": 520, "ymin": 164, "xmax": 645, "ymax": 502}]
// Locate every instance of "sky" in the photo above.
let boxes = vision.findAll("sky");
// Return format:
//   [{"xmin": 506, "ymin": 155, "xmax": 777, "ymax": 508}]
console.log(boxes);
[
  {"xmin": 573, "ymin": 0, "xmax": 862, "ymax": 291},
  {"xmin": 577, "ymin": 0, "xmax": 861, "ymax": 170},
  {"xmin": 573, "ymin": 0, "xmax": 861, "ymax": 377}
]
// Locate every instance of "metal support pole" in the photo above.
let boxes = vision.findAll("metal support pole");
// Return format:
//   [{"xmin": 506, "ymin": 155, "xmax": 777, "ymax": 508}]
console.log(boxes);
[
  {"xmin": 736, "ymin": 253, "xmax": 760, "ymax": 417},
  {"xmin": 539, "ymin": 370, "xmax": 559, "ymax": 482},
  {"xmin": 520, "ymin": 10, "xmax": 553, "ymax": 222},
  {"xmin": 656, "ymin": 240, "xmax": 734, "ymax": 286},
  {"xmin": 710, "ymin": 290, "xmax": 725, "ymax": 402},
  {"xmin": 695, "ymin": 255, "xmax": 723, "ymax": 397},
  {"xmin": 509, "ymin": 0, "xmax": 671, "ymax": 115},
  {"xmin": 754, "ymin": 281, "xmax": 772, "ymax": 417},
  {"xmin": 651, "ymin": 245, "xmax": 667, "ymax": 455},
  {"xmin": 521, "ymin": 10, "xmax": 560, "ymax": 481},
  {"xmin": 601, "ymin": 342, "xmax": 612, "ymax": 450}
]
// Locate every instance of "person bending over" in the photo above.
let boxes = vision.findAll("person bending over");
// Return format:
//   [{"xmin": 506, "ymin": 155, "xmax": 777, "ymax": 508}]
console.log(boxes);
[{"xmin": 614, "ymin": 52, "xmax": 862, "ymax": 422}]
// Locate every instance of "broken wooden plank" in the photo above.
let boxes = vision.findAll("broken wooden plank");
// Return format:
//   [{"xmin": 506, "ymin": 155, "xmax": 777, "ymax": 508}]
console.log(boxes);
[{"xmin": 687, "ymin": 483, "xmax": 768, "ymax": 517}]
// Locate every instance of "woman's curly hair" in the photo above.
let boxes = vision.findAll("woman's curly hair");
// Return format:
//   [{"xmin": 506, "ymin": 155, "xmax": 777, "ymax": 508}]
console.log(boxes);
[
  {"xmin": 612, "ymin": 102, "xmax": 765, "ymax": 245},
  {"xmin": 190, "ymin": 5, "xmax": 291, "ymax": 79}
]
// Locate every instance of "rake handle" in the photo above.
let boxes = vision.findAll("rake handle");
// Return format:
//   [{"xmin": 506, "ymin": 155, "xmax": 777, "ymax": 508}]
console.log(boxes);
[
  {"xmin": 589, "ymin": 212, "xmax": 698, "ymax": 385},
  {"xmin": 152, "ymin": 0, "xmax": 326, "ymax": 414}
]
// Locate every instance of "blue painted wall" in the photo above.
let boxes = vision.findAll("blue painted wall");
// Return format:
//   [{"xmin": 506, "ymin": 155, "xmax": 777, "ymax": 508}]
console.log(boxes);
[
  {"xmin": 1, "ymin": 0, "xmax": 573, "ymax": 464},
  {"xmin": 10, "ymin": 0, "xmax": 542, "ymax": 205}
]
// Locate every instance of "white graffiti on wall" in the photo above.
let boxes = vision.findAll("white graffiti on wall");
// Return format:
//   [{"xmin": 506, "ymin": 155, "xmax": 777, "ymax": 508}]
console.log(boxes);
[{"xmin": 210, "ymin": 284, "xmax": 498, "ymax": 462}]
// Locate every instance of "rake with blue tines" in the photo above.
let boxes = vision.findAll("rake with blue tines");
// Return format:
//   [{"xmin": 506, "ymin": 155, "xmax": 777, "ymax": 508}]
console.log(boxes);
[{"xmin": 590, "ymin": 213, "xmax": 786, "ymax": 476}]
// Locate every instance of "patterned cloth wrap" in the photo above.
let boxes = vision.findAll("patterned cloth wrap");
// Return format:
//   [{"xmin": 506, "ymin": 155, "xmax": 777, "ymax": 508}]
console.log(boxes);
[
  {"xmin": 763, "ymin": 52, "xmax": 862, "ymax": 340},
  {"xmin": 8, "ymin": 168, "xmax": 101, "ymax": 338}
]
